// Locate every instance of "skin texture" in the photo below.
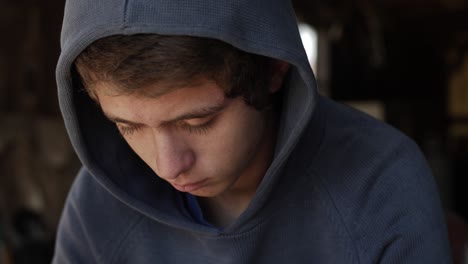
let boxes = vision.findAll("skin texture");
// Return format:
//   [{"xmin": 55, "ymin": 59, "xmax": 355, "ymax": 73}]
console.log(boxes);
[{"xmin": 94, "ymin": 61, "xmax": 290, "ymax": 226}]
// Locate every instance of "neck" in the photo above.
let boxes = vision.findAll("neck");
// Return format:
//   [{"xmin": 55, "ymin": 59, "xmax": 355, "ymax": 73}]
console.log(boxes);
[{"xmin": 199, "ymin": 110, "xmax": 278, "ymax": 227}]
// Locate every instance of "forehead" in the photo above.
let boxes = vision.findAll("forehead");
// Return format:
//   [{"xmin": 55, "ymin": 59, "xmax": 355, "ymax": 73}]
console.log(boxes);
[
  {"xmin": 93, "ymin": 76, "xmax": 218, "ymax": 97},
  {"xmin": 94, "ymin": 80, "xmax": 227, "ymax": 123}
]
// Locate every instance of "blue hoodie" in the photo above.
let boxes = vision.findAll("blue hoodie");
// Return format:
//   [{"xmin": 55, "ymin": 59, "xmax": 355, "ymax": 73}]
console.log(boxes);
[{"xmin": 53, "ymin": 0, "xmax": 452, "ymax": 263}]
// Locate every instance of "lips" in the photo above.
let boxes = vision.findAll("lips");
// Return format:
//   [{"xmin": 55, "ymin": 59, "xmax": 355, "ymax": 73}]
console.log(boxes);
[{"xmin": 172, "ymin": 179, "xmax": 207, "ymax": 192}]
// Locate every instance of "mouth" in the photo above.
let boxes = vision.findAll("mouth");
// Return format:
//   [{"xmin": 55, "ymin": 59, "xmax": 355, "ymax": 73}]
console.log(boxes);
[{"xmin": 172, "ymin": 179, "xmax": 207, "ymax": 193}]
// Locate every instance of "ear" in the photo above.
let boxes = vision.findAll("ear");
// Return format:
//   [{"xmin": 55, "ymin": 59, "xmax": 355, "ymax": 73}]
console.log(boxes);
[{"xmin": 269, "ymin": 60, "xmax": 291, "ymax": 93}]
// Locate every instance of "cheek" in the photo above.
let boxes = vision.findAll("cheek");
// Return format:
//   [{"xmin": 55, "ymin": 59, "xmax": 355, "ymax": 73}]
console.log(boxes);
[{"xmin": 193, "ymin": 110, "xmax": 265, "ymax": 172}]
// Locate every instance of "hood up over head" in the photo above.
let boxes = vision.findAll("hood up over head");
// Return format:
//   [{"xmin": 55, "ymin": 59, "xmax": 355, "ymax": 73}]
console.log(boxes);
[{"xmin": 57, "ymin": 0, "xmax": 318, "ymax": 232}]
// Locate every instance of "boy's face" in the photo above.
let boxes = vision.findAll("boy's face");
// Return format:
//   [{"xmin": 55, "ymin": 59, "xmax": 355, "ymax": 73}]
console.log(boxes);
[{"xmin": 95, "ymin": 79, "xmax": 275, "ymax": 198}]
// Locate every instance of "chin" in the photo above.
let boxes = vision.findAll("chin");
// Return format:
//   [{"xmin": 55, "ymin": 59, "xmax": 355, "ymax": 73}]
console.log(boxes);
[
  {"xmin": 189, "ymin": 190, "xmax": 218, "ymax": 198},
  {"xmin": 189, "ymin": 186, "xmax": 224, "ymax": 198}
]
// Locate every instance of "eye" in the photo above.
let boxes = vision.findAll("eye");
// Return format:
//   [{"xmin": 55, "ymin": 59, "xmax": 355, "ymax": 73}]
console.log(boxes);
[
  {"xmin": 184, "ymin": 116, "xmax": 213, "ymax": 127},
  {"xmin": 116, "ymin": 124, "xmax": 142, "ymax": 136},
  {"xmin": 179, "ymin": 117, "xmax": 216, "ymax": 135}
]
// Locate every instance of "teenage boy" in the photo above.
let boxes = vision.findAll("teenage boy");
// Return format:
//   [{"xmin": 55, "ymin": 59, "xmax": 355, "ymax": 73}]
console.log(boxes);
[{"xmin": 53, "ymin": 0, "xmax": 452, "ymax": 263}]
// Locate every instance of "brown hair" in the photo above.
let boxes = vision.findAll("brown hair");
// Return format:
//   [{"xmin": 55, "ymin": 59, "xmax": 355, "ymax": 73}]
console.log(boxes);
[{"xmin": 74, "ymin": 34, "xmax": 276, "ymax": 109}]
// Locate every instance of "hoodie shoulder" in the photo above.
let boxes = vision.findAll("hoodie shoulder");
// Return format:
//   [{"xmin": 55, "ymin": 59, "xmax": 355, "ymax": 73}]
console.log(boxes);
[
  {"xmin": 53, "ymin": 167, "xmax": 144, "ymax": 263},
  {"xmin": 312, "ymin": 98, "xmax": 452, "ymax": 263}
]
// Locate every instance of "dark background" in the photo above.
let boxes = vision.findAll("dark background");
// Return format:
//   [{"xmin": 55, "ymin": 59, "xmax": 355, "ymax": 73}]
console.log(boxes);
[{"xmin": 0, "ymin": 0, "xmax": 467, "ymax": 263}]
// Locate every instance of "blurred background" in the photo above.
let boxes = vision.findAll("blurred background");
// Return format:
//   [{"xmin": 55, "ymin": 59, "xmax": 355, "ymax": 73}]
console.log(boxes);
[{"xmin": 0, "ymin": 0, "xmax": 467, "ymax": 263}]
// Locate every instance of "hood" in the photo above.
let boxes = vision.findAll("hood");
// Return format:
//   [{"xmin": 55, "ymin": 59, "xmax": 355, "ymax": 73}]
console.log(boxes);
[{"xmin": 57, "ymin": 0, "xmax": 318, "ymax": 234}]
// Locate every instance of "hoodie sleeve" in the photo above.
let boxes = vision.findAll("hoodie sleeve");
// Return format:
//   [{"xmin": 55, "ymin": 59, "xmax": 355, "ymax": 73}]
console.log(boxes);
[
  {"xmin": 317, "ymin": 105, "xmax": 453, "ymax": 263},
  {"xmin": 368, "ymin": 142, "xmax": 452, "ymax": 263},
  {"xmin": 346, "ymin": 138, "xmax": 452, "ymax": 263}
]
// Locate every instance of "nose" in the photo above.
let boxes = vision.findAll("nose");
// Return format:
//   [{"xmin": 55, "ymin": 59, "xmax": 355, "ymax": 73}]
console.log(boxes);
[{"xmin": 152, "ymin": 130, "xmax": 195, "ymax": 181}]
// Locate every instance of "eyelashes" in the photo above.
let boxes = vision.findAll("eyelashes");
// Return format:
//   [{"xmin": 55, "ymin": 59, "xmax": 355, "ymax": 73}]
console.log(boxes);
[
  {"xmin": 116, "ymin": 118, "xmax": 216, "ymax": 137},
  {"xmin": 178, "ymin": 118, "xmax": 216, "ymax": 135},
  {"xmin": 117, "ymin": 125, "xmax": 143, "ymax": 136}
]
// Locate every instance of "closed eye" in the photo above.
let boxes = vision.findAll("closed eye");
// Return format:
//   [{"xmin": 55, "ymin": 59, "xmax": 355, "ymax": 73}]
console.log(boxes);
[
  {"xmin": 116, "ymin": 124, "xmax": 143, "ymax": 136},
  {"xmin": 105, "ymin": 101, "xmax": 228, "ymax": 137},
  {"xmin": 178, "ymin": 116, "xmax": 217, "ymax": 135}
]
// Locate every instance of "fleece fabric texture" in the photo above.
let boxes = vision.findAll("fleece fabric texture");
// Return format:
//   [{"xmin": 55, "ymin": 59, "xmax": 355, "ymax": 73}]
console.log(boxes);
[{"xmin": 53, "ymin": 0, "xmax": 452, "ymax": 263}]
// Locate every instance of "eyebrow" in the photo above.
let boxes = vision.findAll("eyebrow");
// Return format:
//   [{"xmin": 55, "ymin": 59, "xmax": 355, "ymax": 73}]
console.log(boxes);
[{"xmin": 103, "ymin": 102, "xmax": 228, "ymax": 127}]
